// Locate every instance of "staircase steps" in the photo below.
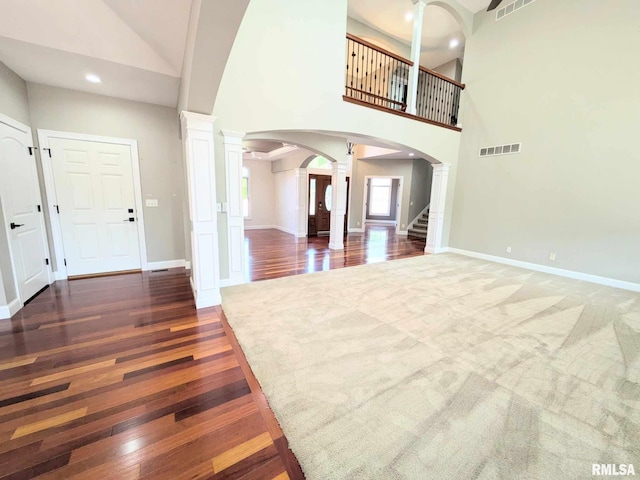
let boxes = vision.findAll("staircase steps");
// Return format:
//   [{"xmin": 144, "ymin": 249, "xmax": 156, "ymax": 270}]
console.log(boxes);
[{"xmin": 407, "ymin": 211, "xmax": 429, "ymax": 240}]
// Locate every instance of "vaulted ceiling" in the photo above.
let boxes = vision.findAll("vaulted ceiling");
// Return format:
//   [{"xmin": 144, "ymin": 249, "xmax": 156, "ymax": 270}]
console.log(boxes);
[
  {"xmin": 348, "ymin": 0, "xmax": 490, "ymax": 69},
  {"xmin": 0, "ymin": 0, "xmax": 192, "ymax": 106}
]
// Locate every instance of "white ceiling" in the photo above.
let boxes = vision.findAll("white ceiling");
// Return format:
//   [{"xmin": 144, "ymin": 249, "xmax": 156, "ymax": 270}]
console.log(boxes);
[
  {"xmin": 0, "ymin": 0, "xmax": 192, "ymax": 107},
  {"xmin": 348, "ymin": 0, "xmax": 490, "ymax": 69}
]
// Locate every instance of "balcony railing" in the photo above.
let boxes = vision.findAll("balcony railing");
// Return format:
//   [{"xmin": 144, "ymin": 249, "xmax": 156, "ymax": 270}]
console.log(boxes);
[{"xmin": 344, "ymin": 34, "xmax": 465, "ymax": 131}]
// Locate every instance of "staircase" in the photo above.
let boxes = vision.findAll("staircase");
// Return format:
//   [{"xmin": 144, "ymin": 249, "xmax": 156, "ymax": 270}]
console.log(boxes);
[{"xmin": 407, "ymin": 209, "xmax": 429, "ymax": 240}]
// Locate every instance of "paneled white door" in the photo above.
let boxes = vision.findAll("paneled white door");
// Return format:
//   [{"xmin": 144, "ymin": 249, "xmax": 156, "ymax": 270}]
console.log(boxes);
[
  {"xmin": 0, "ymin": 121, "xmax": 50, "ymax": 302},
  {"xmin": 49, "ymin": 138, "xmax": 141, "ymax": 276}
]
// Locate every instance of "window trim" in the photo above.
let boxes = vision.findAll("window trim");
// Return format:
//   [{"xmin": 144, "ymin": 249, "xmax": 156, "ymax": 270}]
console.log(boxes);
[{"xmin": 242, "ymin": 166, "xmax": 251, "ymax": 220}]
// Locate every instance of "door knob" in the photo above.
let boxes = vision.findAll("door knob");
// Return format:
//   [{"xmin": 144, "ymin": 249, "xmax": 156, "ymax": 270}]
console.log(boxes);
[
  {"xmin": 123, "ymin": 218, "xmax": 135, "ymax": 222},
  {"xmin": 10, "ymin": 222, "xmax": 24, "ymax": 230}
]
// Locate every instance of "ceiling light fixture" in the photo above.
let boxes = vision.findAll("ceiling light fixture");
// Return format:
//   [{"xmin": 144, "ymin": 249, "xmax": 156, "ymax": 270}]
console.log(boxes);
[
  {"xmin": 405, "ymin": 12, "xmax": 414, "ymax": 22},
  {"xmin": 449, "ymin": 38, "xmax": 460, "ymax": 49},
  {"xmin": 409, "ymin": 153, "xmax": 415, "ymax": 156},
  {"xmin": 85, "ymin": 74, "xmax": 101, "ymax": 83}
]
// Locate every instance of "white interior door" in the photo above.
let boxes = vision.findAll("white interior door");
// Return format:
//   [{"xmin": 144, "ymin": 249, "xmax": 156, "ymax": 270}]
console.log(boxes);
[
  {"xmin": 0, "ymin": 121, "xmax": 50, "ymax": 302},
  {"xmin": 49, "ymin": 138, "xmax": 141, "ymax": 276}
]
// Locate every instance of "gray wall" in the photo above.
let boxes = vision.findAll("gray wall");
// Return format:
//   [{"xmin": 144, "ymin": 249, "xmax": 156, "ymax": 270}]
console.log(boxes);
[
  {"xmin": 0, "ymin": 61, "xmax": 30, "ymax": 305},
  {"xmin": 27, "ymin": 84, "xmax": 186, "ymax": 266},
  {"xmin": 451, "ymin": 0, "xmax": 640, "ymax": 283},
  {"xmin": 350, "ymin": 155, "xmax": 414, "ymax": 231},
  {"xmin": 408, "ymin": 159, "xmax": 433, "ymax": 223},
  {"xmin": 434, "ymin": 59, "xmax": 462, "ymax": 83}
]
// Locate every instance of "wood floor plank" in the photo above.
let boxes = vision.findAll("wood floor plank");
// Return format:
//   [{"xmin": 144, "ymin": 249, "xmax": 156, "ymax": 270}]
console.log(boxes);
[{"xmin": 0, "ymin": 229, "xmax": 421, "ymax": 478}]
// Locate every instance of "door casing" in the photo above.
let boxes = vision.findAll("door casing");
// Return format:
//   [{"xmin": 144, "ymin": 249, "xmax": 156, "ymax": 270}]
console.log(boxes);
[{"xmin": 37, "ymin": 130, "xmax": 148, "ymax": 279}]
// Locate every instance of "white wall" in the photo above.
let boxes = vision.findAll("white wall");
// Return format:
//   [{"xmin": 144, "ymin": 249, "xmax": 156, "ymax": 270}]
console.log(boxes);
[
  {"xmin": 346, "ymin": 17, "xmax": 410, "ymax": 59},
  {"xmin": 27, "ymin": 83, "xmax": 185, "ymax": 266},
  {"xmin": 273, "ymin": 169, "xmax": 297, "ymax": 235},
  {"xmin": 243, "ymin": 158, "xmax": 276, "ymax": 228},
  {"xmin": 451, "ymin": 0, "xmax": 640, "ymax": 284}
]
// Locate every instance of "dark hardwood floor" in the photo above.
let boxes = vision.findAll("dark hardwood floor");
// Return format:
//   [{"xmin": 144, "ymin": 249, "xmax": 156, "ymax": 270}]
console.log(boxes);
[
  {"xmin": 245, "ymin": 225, "xmax": 426, "ymax": 281},
  {"xmin": 0, "ymin": 225, "xmax": 425, "ymax": 479},
  {"xmin": 0, "ymin": 271, "xmax": 303, "ymax": 480}
]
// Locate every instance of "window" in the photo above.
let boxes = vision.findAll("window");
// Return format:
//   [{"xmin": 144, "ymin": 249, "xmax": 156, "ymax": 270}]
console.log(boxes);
[
  {"xmin": 242, "ymin": 166, "xmax": 250, "ymax": 218},
  {"xmin": 369, "ymin": 178, "xmax": 392, "ymax": 216},
  {"xmin": 309, "ymin": 178, "xmax": 316, "ymax": 215},
  {"xmin": 308, "ymin": 156, "xmax": 331, "ymax": 170}
]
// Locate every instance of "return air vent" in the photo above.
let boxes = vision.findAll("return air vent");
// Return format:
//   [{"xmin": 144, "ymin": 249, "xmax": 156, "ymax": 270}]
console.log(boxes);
[
  {"xmin": 496, "ymin": 0, "xmax": 535, "ymax": 20},
  {"xmin": 479, "ymin": 143, "xmax": 522, "ymax": 157}
]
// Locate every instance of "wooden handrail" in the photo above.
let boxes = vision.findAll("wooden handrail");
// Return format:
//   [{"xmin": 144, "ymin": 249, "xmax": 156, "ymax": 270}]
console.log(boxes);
[
  {"xmin": 418, "ymin": 65, "xmax": 466, "ymax": 89},
  {"xmin": 346, "ymin": 33, "xmax": 464, "ymax": 89},
  {"xmin": 346, "ymin": 33, "xmax": 413, "ymax": 66},
  {"xmin": 345, "ymin": 87, "xmax": 406, "ymax": 107}
]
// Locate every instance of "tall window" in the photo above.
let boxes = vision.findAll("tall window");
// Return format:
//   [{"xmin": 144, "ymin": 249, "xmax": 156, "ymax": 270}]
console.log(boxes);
[
  {"xmin": 369, "ymin": 178, "xmax": 392, "ymax": 216},
  {"xmin": 242, "ymin": 166, "xmax": 250, "ymax": 218}
]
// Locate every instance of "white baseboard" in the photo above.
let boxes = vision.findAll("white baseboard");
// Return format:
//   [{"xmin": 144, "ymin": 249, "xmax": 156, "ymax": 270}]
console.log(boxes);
[
  {"xmin": 53, "ymin": 271, "xmax": 67, "ymax": 281},
  {"xmin": 0, "ymin": 298, "xmax": 21, "ymax": 320},
  {"xmin": 244, "ymin": 225, "xmax": 278, "ymax": 230},
  {"xmin": 365, "ymin": 220, "xmax": 397, "ymax": 225},
  {"xmin": 146, "ymin": 259, "xmax": 187, "ymax": 270},
  {"xmin": 397, "ymin": 230, "xmax": 408, "ymax": 236},
  {"xmin": 189, "ymin": 276, "xmax": 222, "ymax": 309},
  {"xmin": 273, "ymin": 225, "xmax": 297, "ymax": 236},
  {"xmin": 185, "ymin": 261, "xmax": 191, "ymax": 270},
  {"xmin": 445, "ymin": 248, "xmax": 640, "ymax": 293},
  {"xmin": 348, "ymin": 228, "xmax": 364, "ymax": 233}
]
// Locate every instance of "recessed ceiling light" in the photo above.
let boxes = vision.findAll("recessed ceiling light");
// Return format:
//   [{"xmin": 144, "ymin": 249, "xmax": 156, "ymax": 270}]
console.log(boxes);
[
  {"xmin": 86, "ymin": 74, "xmax": 101, "ymax": 83},
  {"xmin": 449, "ymin": 38, "xmax": 460, "ymax": 49},
  {"xmin": 409, "ymin": 153, "xmax": 415, "ymax": 156},
  {"xmin": 405, "ymin": 12, "xmax": 414, "ymax": 22}
]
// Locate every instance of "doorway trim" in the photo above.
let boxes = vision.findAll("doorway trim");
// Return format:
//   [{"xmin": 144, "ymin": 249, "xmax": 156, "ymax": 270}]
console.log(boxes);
[
  {"xmin": 37, "ymin": 130, "xmax": 148, "ymax": 279},
  {"xmin": 0, "ymin": 113, "xmax": 53, "ymax": 316},
  {"xmin": 361, "ymin": 175, "xmax": 404, "ymax": 235}
]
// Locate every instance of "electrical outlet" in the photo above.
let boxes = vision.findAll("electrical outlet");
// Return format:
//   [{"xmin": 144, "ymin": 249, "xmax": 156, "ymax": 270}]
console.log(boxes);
[
  {"xmin": 506, "ymin": 246, "xmax": 512, "ymax": 253},
  {"xmin": 145, "ymin": 199, "xmax": 158, "ymax": 207},
  {"xmin": 549, "ymin": 253, "xmax": 556, "ymax": 261},
  {"xmin": 402, "ymin": 224, "xmax": 406, "ymax": 228}
]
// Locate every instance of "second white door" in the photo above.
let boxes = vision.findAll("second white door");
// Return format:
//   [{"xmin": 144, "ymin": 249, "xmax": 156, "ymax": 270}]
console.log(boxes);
[{"xmin": 49, "ymin": 137, "xmax": 141, "ymax": 276}]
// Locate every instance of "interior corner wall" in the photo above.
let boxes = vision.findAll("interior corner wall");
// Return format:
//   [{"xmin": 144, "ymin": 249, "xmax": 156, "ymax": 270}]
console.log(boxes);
[
  {"xmin": 451, "ymin": 0, "xmax": 640, "ymax": 284},
  {"xmin": 408, "ymin": 159, "xmax": 433, "ymax": 223},
  {"xmin": 26, "ymin": 83, "xmax": 186, "ymax": 266},
  {"xmin": 0, "ymin": 61, "xmax": 30, "ymax": 305},
  {"xmin": 243, "ymin": 159, "xmax": 276, "ymax": 228},
  {"xmin": 273, "ymin": 170, "xmax": 298, "ymax": 235},
  {"xmin": 350, "ymin": 157, "xmax": 414, "ymax": 231}
]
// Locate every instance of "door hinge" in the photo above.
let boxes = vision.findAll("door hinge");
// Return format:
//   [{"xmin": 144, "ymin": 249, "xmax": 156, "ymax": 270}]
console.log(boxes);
[
  {"xmin": 37, "ymin": 205, "xmax": 41, "ymax": 212},
  {"xmin": 55, "ymin": 205, "xmax": 60, "ymax": 214},
  {"xmin": 43, "ymin": 148, "xmax": 52, "ymax": 158},
  {"xmin": 45, "ymin": 258, "xmax": 49, "ymax": 266},
  {"xmin": 28, "ymin": 146, "xmax": 38, "ymax": 156},
  {"xmin": 64, "ymin": 259, "xmax": 67, "ymax": 266}
]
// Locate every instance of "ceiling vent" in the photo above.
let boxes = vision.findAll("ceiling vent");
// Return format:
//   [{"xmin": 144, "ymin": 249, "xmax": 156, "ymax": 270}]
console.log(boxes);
[
  {"xmin": 496, "ymin": 0, "xmax": 535, "ymax": 20},
  {"xmin": 479, "ymin": 143, "xmax": 522, "ymax": 158}
]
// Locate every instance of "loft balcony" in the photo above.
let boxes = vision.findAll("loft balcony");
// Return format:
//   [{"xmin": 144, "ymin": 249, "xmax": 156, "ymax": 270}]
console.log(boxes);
[{"xmin": 344, "ymin": 34, "xmax": 465, "ymax": 132}]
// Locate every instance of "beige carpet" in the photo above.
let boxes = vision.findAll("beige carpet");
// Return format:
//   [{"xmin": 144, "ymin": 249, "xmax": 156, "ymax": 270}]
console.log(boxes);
[{"xmin": 221, "ymin": 254, "xmax": 640, "ymax": 480}]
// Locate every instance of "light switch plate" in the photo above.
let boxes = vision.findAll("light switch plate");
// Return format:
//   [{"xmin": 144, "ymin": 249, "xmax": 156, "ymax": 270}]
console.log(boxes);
[{"xmin": 145, "ymin": 199, "xmax": 158, "ymax": 207}]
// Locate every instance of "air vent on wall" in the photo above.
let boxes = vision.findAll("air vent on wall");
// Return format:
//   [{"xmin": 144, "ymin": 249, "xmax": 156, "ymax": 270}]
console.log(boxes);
[
  {"xmin": 496, "ymin": 0, "xmax": 535, "ymax": 20},
  {"xmin": 479, "ymin": 143, "xmax": 522, "ymax": 157}
]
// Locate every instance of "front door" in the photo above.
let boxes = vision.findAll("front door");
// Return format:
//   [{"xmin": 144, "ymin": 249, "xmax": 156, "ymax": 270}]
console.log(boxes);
[
  {"xmin": 0, "ymin": 120, "xmax": 50, "ymax": 302},
  {"xmin": 308, "ymin": 174, "xmax": 332, "ymax": 236},
  {"xmin": 49, "ymin": 137, "xmax": 141, "ymax": 277}
]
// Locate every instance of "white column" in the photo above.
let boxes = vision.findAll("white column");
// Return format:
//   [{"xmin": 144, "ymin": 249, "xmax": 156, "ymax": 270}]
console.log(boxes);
[
  {"xmin": 180, "ymin": 111, "xmax": 221, "ymax": 309},
  {"xmin": 295, "ymin": 168, "xmax": 308, "ymax": 238},
  {"xmin": 222, "ymin": 130, "xmax": 246, "ymax": 286},
  {"xmin": 425, "ymin": 163, "xmax": 450, "ymax": 254},
  {"xmin": 329, "ymin": 158, "xmax": 349, "ymax": 250},
  {"xmin": 406, "ymin": 0, "xmax": 425, "ymax": 115}
]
